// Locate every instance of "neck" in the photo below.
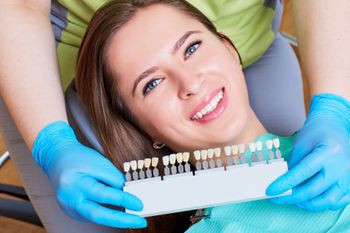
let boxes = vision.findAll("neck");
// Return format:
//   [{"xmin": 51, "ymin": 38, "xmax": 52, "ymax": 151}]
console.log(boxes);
[{"xmin": 230, "ymin": 109, "xmax": 267, "ymax": 147}]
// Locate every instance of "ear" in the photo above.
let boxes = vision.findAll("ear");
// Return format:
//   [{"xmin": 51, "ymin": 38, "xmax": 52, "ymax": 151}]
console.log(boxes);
[{"xmin": 218, "ymin": 32, "xmax": 242, "ymax": 66}]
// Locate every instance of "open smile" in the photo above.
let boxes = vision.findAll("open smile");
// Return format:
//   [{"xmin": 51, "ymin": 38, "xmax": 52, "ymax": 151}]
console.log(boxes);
[{"xmin": 190, "ymin": 87, "xmax": 228, "ymax": 123}]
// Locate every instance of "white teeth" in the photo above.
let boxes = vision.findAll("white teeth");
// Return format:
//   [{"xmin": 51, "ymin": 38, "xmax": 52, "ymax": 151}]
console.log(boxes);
[{"xmin": 192, "ymin": 90, "xmax": 224, "ymax": 120}]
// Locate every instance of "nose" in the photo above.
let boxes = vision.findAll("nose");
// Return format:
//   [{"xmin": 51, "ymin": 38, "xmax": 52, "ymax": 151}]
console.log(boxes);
[{"xmin": 173, "ymin": 66, "xmax": 204, "ymax": 100}]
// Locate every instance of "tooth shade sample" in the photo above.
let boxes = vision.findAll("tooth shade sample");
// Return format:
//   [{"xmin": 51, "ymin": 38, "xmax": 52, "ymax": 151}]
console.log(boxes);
[
  {"xmin": 273, "ymin": 138, "xmax": 280, "ymax": 148},
  {"xmin": 238, "ymin": 144, "xmax": 245, "ymax": 153},
  {"xmin": 232, "ymin": 145, "xmax": 238, "ymax": 155},
  {"xmin": 256, "ymin": 141, "xmax": 263, "ymax": 151},
  {"xmin": 162, "ymin": 156, "xmax": 170, "ymax": 166},
  {"xmin": 207, "ymin": 149, "xmax": 214, "ymax": 158},
  {"xmin": 266, "ymin": 140, "xmax": 273, "ymax": 150},
  {"xmin": 169, "ymin": 153, "xmax": 176, "ymax": 164},
  {"xmin": 137, "ymin": 160, "xmax": 144, "ymax": 169},
  {"xmin": 194, "ymin": 150, "xmax": 201, "ymax": 160},
  {"xmin": 130, "ymin": 160, "xmax": 137, "ymax": 171},
  {"xmin": 201, "ymin": 150, "xmax": 208, "ymax": 160},
  {"xmin": 123, "ymin": 162, "xmax": 130, "ymax": 172},
  {"xmin": 183, "ymin": 152, "xmax": 190, "ymax": 162},
  {"xmin": 176, "ymin": 153, "xmax": 183, "ymax": 163},
  {"xmin": 151, "ymin": 157, "xmax": 159, "ymax": 167},
  {"xmin": 214, "ymin": 148, "xmax": 221, "ymax": 157},
  {"xmin": 224, "ymin": 146, "xmax": 232, "ymax": 156},
  {"xmin": 249, "ymin": 143, "xmax": 256, "ymax": 152},
  {"xmin": 144, "ymin": 158, "xmax": 151, "ymax": 168}
]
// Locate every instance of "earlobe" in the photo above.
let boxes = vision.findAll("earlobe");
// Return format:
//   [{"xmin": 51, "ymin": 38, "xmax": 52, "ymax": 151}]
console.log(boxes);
[{"xmin": 218, "ymin": 32, "xmax": 242, "ymax": 66}]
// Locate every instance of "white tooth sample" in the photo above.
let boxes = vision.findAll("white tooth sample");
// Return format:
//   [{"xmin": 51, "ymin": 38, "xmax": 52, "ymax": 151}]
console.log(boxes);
[
  {"xmin": 123, "ymin": 162, "xmax": 132, "ymax": 182},
  {"xmin": 162, "ymin": 156, "xmax": 170, "ymax": 176},
  {"xmin": 123, "ymin": 162, "xmax": 130, "ymax": 172},
  {"xmin": 138, "ymin": 160, "xmax": 145, "ymax": 179},
  {"xmin": 273, "ymin": 138, "xmax": 282, "ymax": 158},
  {"xmin": 224, "ymin": 146, "xmax": 232, "ymax": 156},
  {"xmin": 255, "ymin": 141, "xmax": 264, "ymax": 162},
  {"xmin": 183, "ymin": 152, "xmax": 190, "ymax": 162},
  {"xmin": 176, "ymin": 153, "xmax": 184, "ymax": 173},
  {"xmin": 151, "ymin": 157, "xmax": 159, "ymax": 177},
  {"xmin": 207, "ymin": 149, "xmax": 214, "ymax": 159},
  {"xmin": 137, "ymin": 160, "xmax": 144, "ymax": 169},
  {"xmin": 256, "ymin": 141, "xmax": 263, "ymax": 151},
  {"xmin": 214, "ymin": 147, "xmax": 223, "ymax": 167},
  {"xmin": 207, "ymin": 148, "xmax": 215, "ymax": 168},
  {"xmin": 273, "ymin": 138, "xmax": 280, "ymax": 148},
  {"xmin": 238, "ymin": 144, "xmax": 245, "ymax": 154},
  {"xmin": 169, "ymin": 154, "xmax": 176, "ymax": 165},
  {"xmin": 266, "ymin": 140, "xmax": 274, "ymax": 160},
  {"xmin": 194, "ymin": 150, "xmax": 201, "ymax": 160},
  {"xmin": 232, "ymin": 145, "xmax": 238, "ymax": 155},
  {"xmin": 176, "ymin": 153, "xmax": 183, "ymax": 163},
  {"xmin": 249, "ymin": 143, "xmax": 256, "ymax": 152},
  {"xmin": 201, "ymin": 150, "xmax": 208, "ymax": 160},
  {"xmin": 152, "ymin": 157, "xmax": 159, "ymax": 167},
  {"xmin": 130, "ymin": 160, "xmax": 138, "ymax": 180},
  {"xmin": 266, "ymin": 140, "xmax": 273, "ymax": 150},
  {"xmin": 144, "ymin": 158, "xmax": 152, "ymax": 178},
  {"xmin": 201, "ymin": 149, "xmax": 209, "ymax": 169},
  {"xmin": 200, "ymin": 109, "xmax": 207, "ymax": 116},
  {"xmin": 214, "ymin": 148, "xmax": 221, "ymax": 157},
  {"xmin": 162, "ymin": 155, "xmax": 170, "ymax": 166},
  {"xmin": 169, "ymin": 153, "xmax": 177, "ymax": 175},
  {"xmin": 249, "ymin": 143, "xmax": 257, "ymax": 163},
  {"xmin": 130, "ymin": 160, "xmax": 137, "ymax": 171},
  {"xmin": 144, "ymin": 158, "xmax": 151, "ymax": 168},
  {"xmin": 183, "ymin": 152, "xmax": 191, "ymax": 173}
]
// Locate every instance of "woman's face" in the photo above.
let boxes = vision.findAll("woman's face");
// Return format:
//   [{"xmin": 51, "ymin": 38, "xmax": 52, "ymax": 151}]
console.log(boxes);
[{"xmin": 107, "ymin": 4, "xmax": 251, "ymax": 152}]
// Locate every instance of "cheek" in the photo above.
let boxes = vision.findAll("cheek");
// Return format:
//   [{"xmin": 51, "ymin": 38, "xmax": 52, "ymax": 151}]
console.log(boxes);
[{"xmin": 130, "ymin": 95, "xmax": 177, "ymax": 138}]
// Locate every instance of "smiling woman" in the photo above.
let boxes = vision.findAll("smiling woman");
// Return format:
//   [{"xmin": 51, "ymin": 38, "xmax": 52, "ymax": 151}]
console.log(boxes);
[{"xmin": 75, "ymin": 0, "xmax": 350, "ymax": 233}]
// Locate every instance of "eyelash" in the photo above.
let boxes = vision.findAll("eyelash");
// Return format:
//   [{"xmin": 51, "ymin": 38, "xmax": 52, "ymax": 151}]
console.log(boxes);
[{"xmin": 142, "ymin": 40, "xmax": 202, "ymax": 95}]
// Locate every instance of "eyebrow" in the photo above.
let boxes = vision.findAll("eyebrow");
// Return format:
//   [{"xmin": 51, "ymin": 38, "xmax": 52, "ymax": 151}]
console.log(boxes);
[{"xmin": 132, "ymin": 30, "xmax": 202, "ymax": 96}]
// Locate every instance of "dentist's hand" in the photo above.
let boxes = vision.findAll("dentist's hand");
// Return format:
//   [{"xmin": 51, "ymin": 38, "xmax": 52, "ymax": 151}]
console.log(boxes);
[
  {"xmin": 32, "ymin": 121, "xmax": 147, "ymax": 228},
  {"xmin": 266, "ymin": 94, "xmax": 350, "ymax": 211}
]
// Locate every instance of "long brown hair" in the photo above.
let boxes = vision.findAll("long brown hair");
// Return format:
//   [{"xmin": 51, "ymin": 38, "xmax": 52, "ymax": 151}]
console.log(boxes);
[{"xmin": 75, "ymin": 0, "xmax": 235, "ymax": 232}]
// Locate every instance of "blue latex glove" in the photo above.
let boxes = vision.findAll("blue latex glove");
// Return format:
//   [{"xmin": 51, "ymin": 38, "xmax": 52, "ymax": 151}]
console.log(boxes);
[
  {"xmin": 32, "ymin": 121, "xmax": 147, "ymax": 228},
  {"xmin": 266, "ymin": 93, "xmax": 350, "ymax": 211}
]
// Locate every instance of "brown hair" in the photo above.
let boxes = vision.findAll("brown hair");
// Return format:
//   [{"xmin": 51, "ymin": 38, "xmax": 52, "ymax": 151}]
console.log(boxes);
[{"xmin": 75, "ymin": 0, "xmax": 238, "ymax": 232}]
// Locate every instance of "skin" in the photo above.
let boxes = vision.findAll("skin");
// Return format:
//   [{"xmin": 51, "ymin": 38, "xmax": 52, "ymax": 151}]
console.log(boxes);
[{"xmin": 107, "ymin": 4, "xmax": 267, "ymax": 155}]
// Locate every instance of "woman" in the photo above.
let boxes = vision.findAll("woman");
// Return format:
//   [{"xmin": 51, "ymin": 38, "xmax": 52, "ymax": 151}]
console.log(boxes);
[{"xmin": 76, "ymin": 1, "xmax": 350, "ymax": 232}]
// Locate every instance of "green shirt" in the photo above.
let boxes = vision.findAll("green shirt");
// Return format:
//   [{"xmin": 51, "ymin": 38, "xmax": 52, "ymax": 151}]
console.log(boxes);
[
  {"xmin": 52, "ymin": 0, "xmax": 276, "ymax": 90},
  {"xmin": 186, "ymin": 133, "xmax": 350, "ymax": 233}
]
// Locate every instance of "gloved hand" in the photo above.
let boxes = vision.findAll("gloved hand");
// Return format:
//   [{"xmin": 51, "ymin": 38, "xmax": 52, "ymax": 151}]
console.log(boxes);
[
  {"xmin": 266, "ymin": 93, "xmax": 350, "ymax": 211},
  {"xmin": 32, "ymin": 121, "xmax": 147, "ymax": 228}
]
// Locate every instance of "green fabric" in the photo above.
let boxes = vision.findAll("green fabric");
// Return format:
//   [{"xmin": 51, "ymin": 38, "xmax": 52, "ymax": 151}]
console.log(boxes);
[
  {"xmin": 56, "ymin": 0, "xmax": 275, "ymax": 90},
  {"xmin": 186, "ymin": 133, "xmax": 350, "ymax": 233}
]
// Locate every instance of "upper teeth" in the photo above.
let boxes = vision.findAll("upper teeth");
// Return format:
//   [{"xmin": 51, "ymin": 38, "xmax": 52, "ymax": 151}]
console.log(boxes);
[{"xmin": 192, "ymin": 90, "xmax": 223, "ymax": 120}]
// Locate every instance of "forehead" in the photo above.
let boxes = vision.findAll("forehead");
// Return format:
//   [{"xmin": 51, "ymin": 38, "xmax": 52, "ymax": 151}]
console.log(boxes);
[{"xmin": 106, "ymin": 4, "xmax": 208, "ymax": 82}]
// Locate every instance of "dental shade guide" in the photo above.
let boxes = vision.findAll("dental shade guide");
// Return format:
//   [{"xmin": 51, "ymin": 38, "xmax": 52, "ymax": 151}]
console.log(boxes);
[
  {"xmin": 201, "ymin": 150, "xmax": 209, "ymax": 170},
  {"xmin": 144, "ymin": 158, "xmax": 152, "ymax": 178},
  {"xmin": 183, "ymin": 152, "xmax": 191, "ymax": 173},
  {"xmin": 224, "ymin": 146, "xmax": 233, "ymax": 166},
  {"xmin": 151, "ymin": 157, "xmax": 159, "ymax": 177},
  {"xmin": 194, "ymin": 150, "xmax": 202, "ymax": 171},
  {"xmin": 176, "ymin": 153, "xmax": 184, "ymax": 174},
  {"xmin": 123, "ymin": 139, "xmax": 291, "ymax": 217},
  {"xmin": 207, "ymin": 149, "xmax": 216, "ymax": 169},
  {"xmin": 214, "ymin": 147, "xmax": 222, "ymax": 167}
]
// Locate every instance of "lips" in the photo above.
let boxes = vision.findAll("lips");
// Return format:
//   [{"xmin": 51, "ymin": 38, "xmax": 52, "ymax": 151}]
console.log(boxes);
[{"xmin": 189, "ymin": 87, "xmax": 227, "ymax": 123}]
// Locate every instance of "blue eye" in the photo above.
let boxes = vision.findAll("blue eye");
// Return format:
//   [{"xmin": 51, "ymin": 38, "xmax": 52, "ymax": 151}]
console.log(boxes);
[
  {"xmin": 143, "ymin": 79, "xmax": 161, "ymax": 95},
  {"xmin": 185, "ymin": 41, "xmax": 201, "ymax": 58}
]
